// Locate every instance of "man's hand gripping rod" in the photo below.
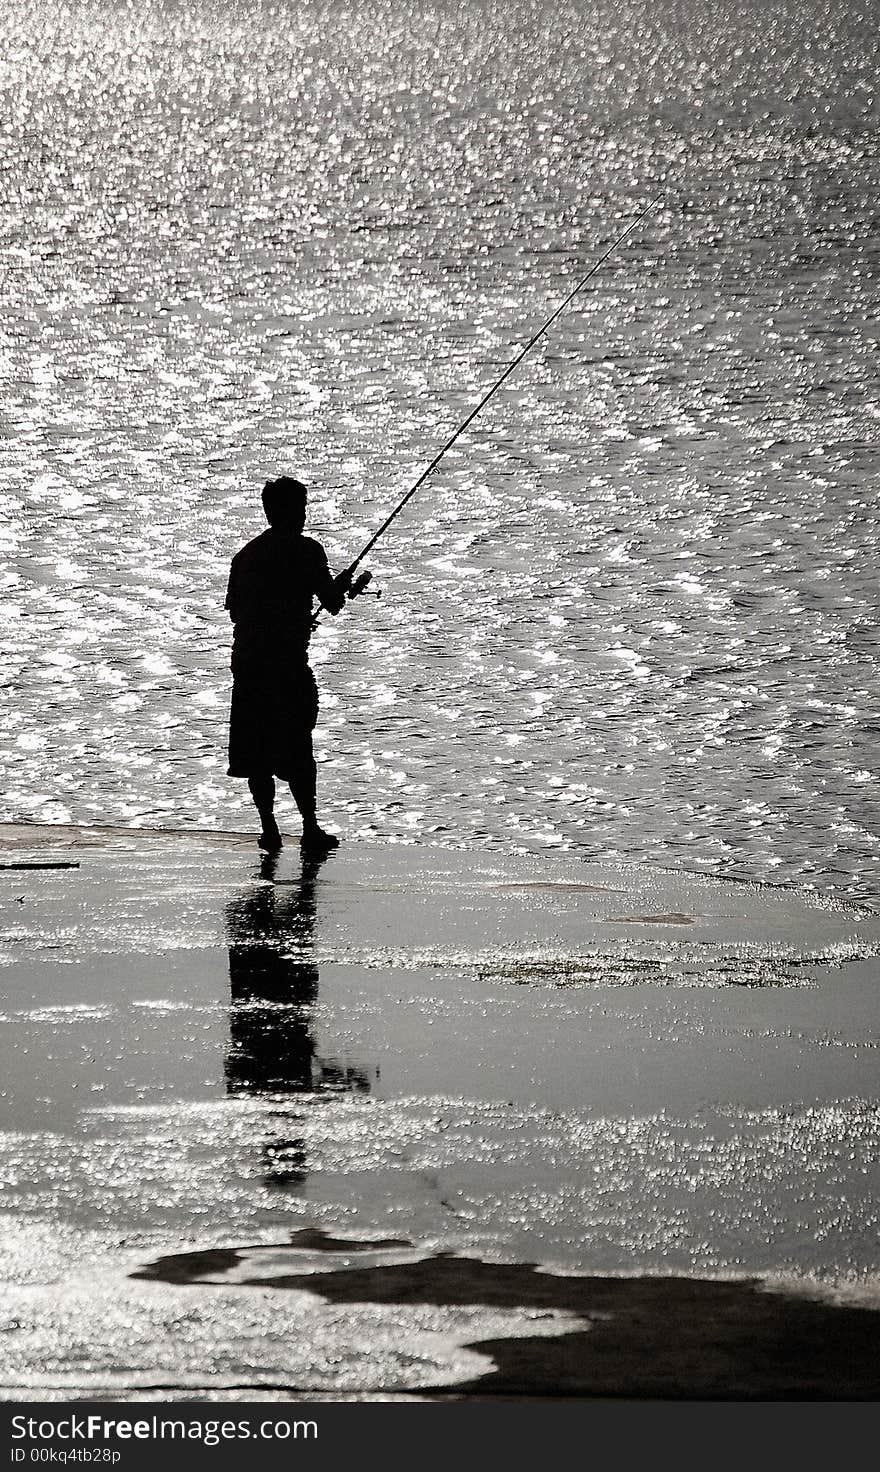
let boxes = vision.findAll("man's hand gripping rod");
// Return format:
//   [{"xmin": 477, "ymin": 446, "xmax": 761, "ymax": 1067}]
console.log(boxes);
[{"xmin": 316, "ymin": 198, "xmax": 661, "ymax": 623}]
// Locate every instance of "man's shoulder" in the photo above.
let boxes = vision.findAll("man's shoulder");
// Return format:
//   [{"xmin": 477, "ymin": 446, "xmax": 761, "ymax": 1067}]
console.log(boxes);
[
  {"xmin": 229, "ymin": 530, "xmax": 272, "ymax": 570},
  {"xmin": 236, "ymin": 528, "xmax": 273, "ymax": 554},
  {"xmin": 232, "ymin": 532, "xmax": 325, "ymax": 559},
  {"xmin": 299, "ymin": 535, "xmax": 328, "ymax": 565}
]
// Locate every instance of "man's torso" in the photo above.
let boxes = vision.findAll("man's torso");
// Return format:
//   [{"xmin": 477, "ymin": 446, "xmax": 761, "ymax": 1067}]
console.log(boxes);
[{"xmin": 226, "ymin": 530, "xmax": 330, "ymax": 670}]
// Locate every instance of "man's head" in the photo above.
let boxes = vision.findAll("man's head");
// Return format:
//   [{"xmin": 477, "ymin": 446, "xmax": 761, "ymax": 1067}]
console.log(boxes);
[{"xmin": 262, "ymin": 476, "xmax": 307, "ymax": 532}]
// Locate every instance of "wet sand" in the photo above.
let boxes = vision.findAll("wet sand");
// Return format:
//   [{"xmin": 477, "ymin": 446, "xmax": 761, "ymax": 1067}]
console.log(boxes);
[{"xmin": 1, "ymin": 824, "xmax": 879, "ymax": 1399}]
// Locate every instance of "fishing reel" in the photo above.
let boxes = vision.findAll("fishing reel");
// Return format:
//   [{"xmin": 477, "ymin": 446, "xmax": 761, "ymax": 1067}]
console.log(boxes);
[
  {"xmin": 346, "ymin": 569, "xmax": 381, "ymax": 602},
  {"xmin": 312, "ymin": 566, "xmax": 380, "ymax": 629}
]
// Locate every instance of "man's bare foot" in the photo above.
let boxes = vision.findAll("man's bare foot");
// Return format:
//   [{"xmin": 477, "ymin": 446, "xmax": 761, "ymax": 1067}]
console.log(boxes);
[{"xmin": 300, "ymin": 824, "xmax": 339, "ymax": 854}]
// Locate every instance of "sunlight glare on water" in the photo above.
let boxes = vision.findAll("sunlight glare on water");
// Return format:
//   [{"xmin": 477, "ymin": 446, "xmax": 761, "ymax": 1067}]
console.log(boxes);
[{"xmin": 1, "ymin": 0, "xmax": 878, "ymax": 898}]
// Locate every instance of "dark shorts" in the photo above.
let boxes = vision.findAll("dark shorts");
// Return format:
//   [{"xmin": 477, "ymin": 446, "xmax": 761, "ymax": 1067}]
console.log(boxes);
[{"xmin": 227, "ymin": 661, "xmax": 318, "ymax": 781}]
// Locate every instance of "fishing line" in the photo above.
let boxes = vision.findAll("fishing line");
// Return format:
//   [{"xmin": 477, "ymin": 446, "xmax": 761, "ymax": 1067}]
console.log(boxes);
[{"xmin": 321, "ymin": 196, "xmax": 662, "ymax": 614}]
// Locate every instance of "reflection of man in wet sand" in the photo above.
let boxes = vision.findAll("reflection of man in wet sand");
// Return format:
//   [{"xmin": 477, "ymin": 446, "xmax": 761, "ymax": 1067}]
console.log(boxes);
[
  {"xmin": 225, "ymin": 853, "xmax": 374, "ymax": 1186},
  {"xmin": 226, "ymin": 476, "xmax": 351, "ymax": 854},
  {"xmin": 225, "ymin": 854, "xmax": 323, "ymax": 1099}
]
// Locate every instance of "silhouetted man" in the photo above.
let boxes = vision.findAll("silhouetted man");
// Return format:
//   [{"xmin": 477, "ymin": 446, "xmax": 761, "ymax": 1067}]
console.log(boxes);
[{"xmin": 226, "ymin": 476, "xmax": 350, "ymax": 853}]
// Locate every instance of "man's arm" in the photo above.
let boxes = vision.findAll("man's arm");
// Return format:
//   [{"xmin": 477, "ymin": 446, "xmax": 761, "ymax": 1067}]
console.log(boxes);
[
  {"xmin": 312, "ymin": 543, "xmax": 352, "ymax": 616},
  {"xmin": 224, "ymin": 562, "xmax": 238, "ymax": 622}
]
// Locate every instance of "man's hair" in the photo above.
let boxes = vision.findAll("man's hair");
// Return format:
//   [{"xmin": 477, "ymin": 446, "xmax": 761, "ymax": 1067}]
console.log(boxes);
[{"xmin": 261, "ymin": 476, "xmax": 307, "ymax": 526}]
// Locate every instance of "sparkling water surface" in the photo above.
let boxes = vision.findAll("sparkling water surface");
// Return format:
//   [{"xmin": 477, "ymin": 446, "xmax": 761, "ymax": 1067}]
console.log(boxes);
[{"xmin": 1, "ymin": 0, "xmax": 878, "ymax": 898}]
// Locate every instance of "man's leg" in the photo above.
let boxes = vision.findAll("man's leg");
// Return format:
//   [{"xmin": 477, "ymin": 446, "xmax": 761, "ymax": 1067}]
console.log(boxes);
[
  {"xmin": 248, "ymin": 774, "xmax": 282, "ymax": 852},
  {"xmin": 287, "ymin": 736, "xmax": 338, "ymax": 851}
]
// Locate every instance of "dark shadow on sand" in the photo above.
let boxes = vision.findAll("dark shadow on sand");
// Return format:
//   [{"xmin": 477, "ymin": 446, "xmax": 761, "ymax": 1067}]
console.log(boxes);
[{"xmin": 134, "ymin": 1230, "xmax": 880, "ymax": 1400}]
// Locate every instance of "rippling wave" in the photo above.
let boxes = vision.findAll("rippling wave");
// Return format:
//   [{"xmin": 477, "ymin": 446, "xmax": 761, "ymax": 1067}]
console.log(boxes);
[{"xmin": 1, "ymin": 0, "xmax": 877, "ymax": 898}]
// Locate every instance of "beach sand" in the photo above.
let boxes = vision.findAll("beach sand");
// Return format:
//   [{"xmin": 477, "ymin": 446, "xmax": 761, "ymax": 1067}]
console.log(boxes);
[{"xmin": 1, "ymin": 824, "xmax": 879, "ymax": 1399}]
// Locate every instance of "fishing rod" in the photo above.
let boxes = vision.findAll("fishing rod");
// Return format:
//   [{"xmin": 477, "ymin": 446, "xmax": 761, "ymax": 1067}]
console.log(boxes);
[{"xmin": 328, "ymin": 196, "xmax": 662, "ymax": 612}]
